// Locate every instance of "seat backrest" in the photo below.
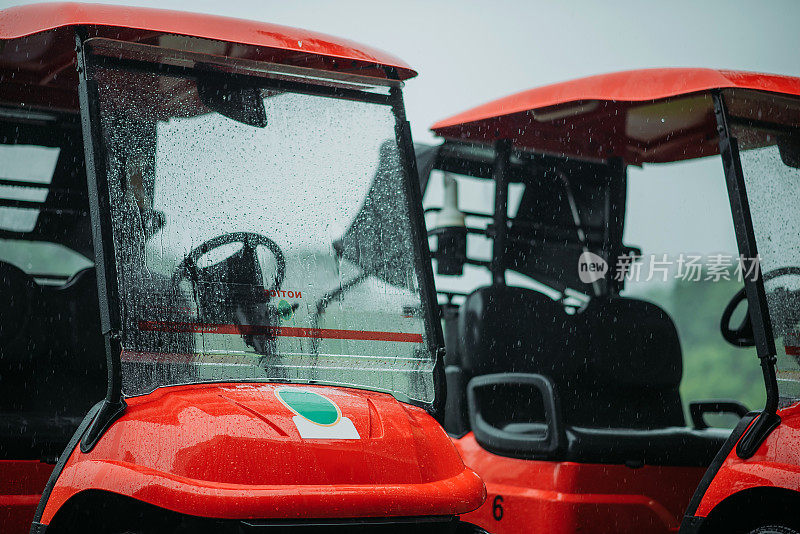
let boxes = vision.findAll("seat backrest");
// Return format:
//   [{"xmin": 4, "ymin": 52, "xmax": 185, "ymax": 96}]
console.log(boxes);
[
  {"xmin": 0, "ymin": 268, "xmax": 105, "ymax": 415},
  {"xmin": 570, "ymin": 297, "xmax": 685, "ymax": 428},
  {"xmin": 0, "ymin": 267, "xmax": 107, "ymax": 459},
  {"xmin": 28, "ymin": 267, "xmax": 107, "ymax": 415},
  {"xmin": 459, "ymin": 285, "xmax": 580, "ymax": 376},
  {"xmin": 454, "ymin": 285, "xmax": 685, "ymax": 431},
  {"xmin": 445, "ymin": 285, "xmax": 578, "ymax": 434}
]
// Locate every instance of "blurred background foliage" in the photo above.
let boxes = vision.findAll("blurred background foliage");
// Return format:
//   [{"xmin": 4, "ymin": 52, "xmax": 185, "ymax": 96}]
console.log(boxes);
[{"xmin": 629, "ymin": 268, "xmax": 765, "ymax": 421}]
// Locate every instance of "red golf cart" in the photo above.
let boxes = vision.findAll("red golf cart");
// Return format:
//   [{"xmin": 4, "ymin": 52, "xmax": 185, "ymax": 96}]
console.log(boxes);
[
  {"xmin": 417, "ymin": 68, "xmax": 800, "ymax": 533},
  {"xmin": 0, "ymin": 4, "xmax": 485, "ymax": 532}
]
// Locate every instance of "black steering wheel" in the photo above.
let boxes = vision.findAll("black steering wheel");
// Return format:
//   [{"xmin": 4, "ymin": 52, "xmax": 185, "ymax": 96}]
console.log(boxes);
[
  {"xmin": 173, "ymin": 232, "xmax": 286, "ymax": 292},
  {"xmin": 721, "ymin": 266, "xmax": 800, "ymax": 346},
  {"xmin": 0, "ymin": 262, "xmax": 36, "ymax": 349}
]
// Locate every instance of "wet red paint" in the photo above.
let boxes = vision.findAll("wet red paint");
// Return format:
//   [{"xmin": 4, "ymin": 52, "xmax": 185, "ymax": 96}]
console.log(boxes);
[
  {"xmin": 453, "ymin": 433, "xmax": 705, "ymax": 533},
  {"xmin": 0, "ymin": 3, "xmax": 416, "ymax": 111},
  {"xmin": 0, "ymin": 461, "xmax": 55, "ymax": 533},
  {"xmin": 694, "ymin": 401, "xmax": 800, "ymax": 518},
  {"xmin": 0, "ymin": 3, "xmax": 415, "ymax": 78},
  {"xmin": 432, "ymin": 68, "xmax": 800, "ymax": 165},
  {"xmin": 39, "ymin": 383, "xmax": 484, "ymax": 525}
]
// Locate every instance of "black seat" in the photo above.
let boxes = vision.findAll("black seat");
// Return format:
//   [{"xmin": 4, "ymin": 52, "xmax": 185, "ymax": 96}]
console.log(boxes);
[
  {"xmin": 449, "ymin": 285, "xmax": 729, "ymax": 466},
  {"xmin": 0, "ymin": 267, "xmax": 106, "ymax": 460},
  {"xmin": 567, "ymin": 297, "xmax": 686, "ymax": 429}
]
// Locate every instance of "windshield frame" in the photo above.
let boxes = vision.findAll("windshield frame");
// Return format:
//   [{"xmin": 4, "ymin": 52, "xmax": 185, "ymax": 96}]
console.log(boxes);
[
  {"xmin": 725, "ymin": 103, "xmax": 800, "ymax": 405},
  {"xmin": 711, "ymin": 89, "xmax": 783, "ymax": 459},
  {"xmin": 76, "ymin": 35, "xmax": 444, "ymax": 417},
  {"xmin": 714, "ymin": 92, "xmax": 778, "ymax": 361}
]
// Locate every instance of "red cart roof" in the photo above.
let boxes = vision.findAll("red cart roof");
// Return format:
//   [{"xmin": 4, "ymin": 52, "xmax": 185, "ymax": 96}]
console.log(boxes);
[
  {"xmin": 431, "ymin": 68, "xmax": 800, "ymax": 165},
  {"xmin": 0, "ymin": 2, "xmax": 415, "ymax": 111}
]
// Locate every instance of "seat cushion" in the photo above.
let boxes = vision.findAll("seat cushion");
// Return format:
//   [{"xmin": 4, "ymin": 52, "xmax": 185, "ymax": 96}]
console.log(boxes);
[
  {"xmin": 493, "ymin": 422, "xmax": 731, "ymax": 466},
  {"xmin": 564, "ymin": 426, "xmax": 731, "ymax": 467}
]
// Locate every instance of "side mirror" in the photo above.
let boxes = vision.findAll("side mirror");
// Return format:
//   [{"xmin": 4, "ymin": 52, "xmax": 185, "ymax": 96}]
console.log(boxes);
[
  {"xmin": 197, "ymin": 75, "xmax": 267, "ymax": 128},
  {"xmin": 778, "ymin": 133, "xmax": 800, "ymax": 169},
  {"xmin": 467, "ymin": 373, "xmax": 564, "ymax": 456}
]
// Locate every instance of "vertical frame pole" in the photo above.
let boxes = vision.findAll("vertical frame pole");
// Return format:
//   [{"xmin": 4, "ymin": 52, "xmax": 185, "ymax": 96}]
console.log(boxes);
[
  {"xmin": 75, "ymin": 31, "xmax": 126, "ymax": 451},
  {"xmin": 605, "ymin": 157, "xmax": 627, "ymax": 295},
  {"xmin": 491, "ymin": 139, "xmax": 512, "ymax": 286},
  {"xmin": 386, "ymin": 69, "xmax": 447, "ymax": 421},
  {"xmin": 712, "ymin": 90, "xmax": 780, "ymax": 458}
]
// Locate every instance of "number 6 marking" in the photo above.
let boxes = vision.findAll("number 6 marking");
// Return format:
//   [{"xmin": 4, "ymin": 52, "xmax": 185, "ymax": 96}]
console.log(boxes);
[{"xmin": 492, "ymin": 495, "xmax": 504, "ymax": 521}]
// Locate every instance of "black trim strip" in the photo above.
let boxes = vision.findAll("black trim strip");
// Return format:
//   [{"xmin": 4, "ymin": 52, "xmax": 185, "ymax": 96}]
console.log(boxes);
[
  {"xmin": 242, "ymin": 515, "xmax": 456, "ymax": 527},
  {"xmin": 0, "ymin": 198, "xmax": 86, "ymax": 215},
  {"xmin": 0, "ymin": 179, "xmax": 52, "ymax": 189},
  {"xmin": 713, "ymin": 92, "xmax": 776, "ymax": 359},
  {"xmin": 679, "ymin": 515, "xmax": 705, "ymax": 534},
  {"xmin": 76, "ymin": 31, "xmax": 128, "ymax": 449},
  {"xmin": 713, "ymin": 91, "xmax": 781, "ymax": 459},
  {"xmin": 386, "ymin": 67, "xmax": 447, "ymax": 421},
  {"xmin": 77, "ymin": 32, "xmax": 122, "ymax": 339},
  {"xmin": 85, "ymin": 37, "xmax": 402, "ymax": 90},
  {"xmin": 89, "ymin": 54, "xmax": 393, "ymax": 107}
]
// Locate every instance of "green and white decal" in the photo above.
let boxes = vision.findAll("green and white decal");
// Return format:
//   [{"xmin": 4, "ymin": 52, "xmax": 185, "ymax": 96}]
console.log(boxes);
[{"xmin": 275, "ymin": 387, "xmax": 360, "ymax": 439}]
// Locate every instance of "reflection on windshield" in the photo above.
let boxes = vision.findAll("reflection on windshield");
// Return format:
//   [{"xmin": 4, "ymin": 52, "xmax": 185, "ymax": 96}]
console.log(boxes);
[
  {"xmin": 94, "ymin": 66, "xmax": 434, "ymax": 404},
  {"xmin": 734, "ymin": 123, "xmax": 800, "ymax": 403}
]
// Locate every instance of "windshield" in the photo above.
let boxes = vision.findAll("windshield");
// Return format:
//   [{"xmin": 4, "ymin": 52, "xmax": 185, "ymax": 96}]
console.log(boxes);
[
  {"xmin": 92, "ymin": 63, "xmax": 435, "ymax": 404},
  {"xmin": 727, "ymin": 90, "xmax": 800, "ymax": 404}
]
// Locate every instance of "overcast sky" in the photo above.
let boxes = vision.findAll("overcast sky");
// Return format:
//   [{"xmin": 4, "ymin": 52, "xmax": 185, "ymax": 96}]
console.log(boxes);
[{"xmin": 4, "ymin": 0, "xmax": 798, "ymax": 287}]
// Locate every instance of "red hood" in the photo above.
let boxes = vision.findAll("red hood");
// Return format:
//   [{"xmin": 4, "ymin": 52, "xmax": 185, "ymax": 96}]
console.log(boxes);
[
  {"xmin": 42, "ymin": 383, "xmax": 485, "ymax": 522},
  {"xmin": 104, "ymin": 383, "xmax": 458, "ymax": 486}
]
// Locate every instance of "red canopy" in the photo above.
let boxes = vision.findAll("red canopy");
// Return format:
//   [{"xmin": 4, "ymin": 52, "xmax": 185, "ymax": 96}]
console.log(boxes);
[
  {"xmin": 431, "ymin": 68, "xmax": 800, "ymax": 165},
  {"xmin": 0, "ymin": 2, "xmax": 416, "ymax": 111}
]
